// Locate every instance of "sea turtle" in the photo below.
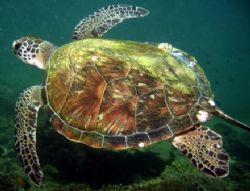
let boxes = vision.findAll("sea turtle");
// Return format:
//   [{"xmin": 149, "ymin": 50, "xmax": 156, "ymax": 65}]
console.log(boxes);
[{"xmin": 12, "ymin": 4, "xmax": 249, "ymax": 186}]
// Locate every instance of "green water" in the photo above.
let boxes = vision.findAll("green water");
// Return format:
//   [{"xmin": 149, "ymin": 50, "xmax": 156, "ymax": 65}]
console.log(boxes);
[{"xmin": 0, "ymin": 0, "xmax": 250, "ymax": 190}]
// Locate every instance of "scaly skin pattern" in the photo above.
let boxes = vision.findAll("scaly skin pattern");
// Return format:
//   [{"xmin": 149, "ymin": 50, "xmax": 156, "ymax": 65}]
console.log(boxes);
[{"xmin": 44, "ymin": 38, "xmax": 214, "ymax": 149}]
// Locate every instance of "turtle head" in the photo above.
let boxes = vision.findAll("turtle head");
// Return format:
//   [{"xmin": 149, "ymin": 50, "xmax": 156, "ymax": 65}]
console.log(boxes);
[{"xmin": 12, "ymin": 37, "xmax": 56, "ymax": 69}]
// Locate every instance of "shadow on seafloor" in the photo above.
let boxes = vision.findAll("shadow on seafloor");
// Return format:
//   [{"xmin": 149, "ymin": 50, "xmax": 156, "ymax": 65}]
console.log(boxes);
[{"xmin": 37, "ymin": 118, "xmax": 175, "ymax": 188}]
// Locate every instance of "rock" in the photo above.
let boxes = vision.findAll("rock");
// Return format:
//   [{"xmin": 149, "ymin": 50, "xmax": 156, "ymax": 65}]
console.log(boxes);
[
  {"xmin": 0, "ymin": 174, "xmax": 18, "ymax": 191},
  {"xmin": 43, "ymin": 165, "xmax": 60, "ymax": 179},
  {"xmin": 0, "ymin": 146, "xmax": 7, "ymax": 157}
]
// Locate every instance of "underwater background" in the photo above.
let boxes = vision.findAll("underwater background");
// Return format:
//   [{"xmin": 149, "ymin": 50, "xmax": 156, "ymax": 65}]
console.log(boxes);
[{"xmin": 0, "ymin": 0, "xmax": 250, "ymax": 190}]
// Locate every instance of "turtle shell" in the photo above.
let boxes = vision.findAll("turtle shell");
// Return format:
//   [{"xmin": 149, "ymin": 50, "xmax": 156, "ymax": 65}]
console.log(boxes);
[{"xmin": 44, "ymin": 39, "xmax": 213, "ymax": 149}]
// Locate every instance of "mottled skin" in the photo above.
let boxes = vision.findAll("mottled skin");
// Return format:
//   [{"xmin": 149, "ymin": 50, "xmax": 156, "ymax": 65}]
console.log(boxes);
[{"xmin": 45, "ymin": 39, "xmax": 213, "ymax": 149}]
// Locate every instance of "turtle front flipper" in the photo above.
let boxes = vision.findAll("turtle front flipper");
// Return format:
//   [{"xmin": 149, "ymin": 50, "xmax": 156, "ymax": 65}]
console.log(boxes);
[
  {"xmin": 15, "ymin": 86, "xmax": 43, "ymax": 186},
  {"xmin": 73, "ymin": 4, "xmax": 149, "ymax": 39},
  {"xmin": 172, "ymin": 125, "xmax": 229, "ymax": 177}
]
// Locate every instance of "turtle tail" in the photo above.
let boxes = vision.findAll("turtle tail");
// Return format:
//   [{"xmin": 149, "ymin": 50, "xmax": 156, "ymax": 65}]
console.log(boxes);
[
  {"xmin": 213, "ymin": 109, "xmax": 250, "ymax": 131},
  {"xmin": 15, "ymin": 86, "xmax": 43, "ymax": 186}
]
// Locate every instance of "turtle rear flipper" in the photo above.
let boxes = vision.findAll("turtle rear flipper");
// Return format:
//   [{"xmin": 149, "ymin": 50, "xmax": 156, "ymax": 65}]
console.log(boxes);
[
  {"xmin": 73, "ymin": 4, "xmax": 149, "ymax": 39},
  {"xmin": 172, "ymin": 125, "xmax": 229, "ymax": 177},
  {"xmin": 15, "ymin": 86, "xmax": 43, "ymax": 186}
]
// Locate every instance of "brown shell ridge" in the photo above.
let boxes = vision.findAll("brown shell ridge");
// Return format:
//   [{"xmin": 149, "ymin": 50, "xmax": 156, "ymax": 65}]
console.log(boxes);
[
  {"xmin": 105, "ymin": 76, "xmax": 128, "ymax": 84},
  {"xmin": 60, "ymin": 64, "xmax": 106, "ymax": 128},
  {"xmin": 59, "ymin": 49, "xmax": 104, "ymax": 121},
  {"xmin": 165, "ymin": 85, "xmax": 196, "ymax": 134},
  {"xmin": 187, "ymin": 62, "xmax": 212, "ymax": 114},
  {"xmin": 56, "ymin": 65, "xmax": 76, "ymax": 114},
  {"xmin": 55, "ymin": 63, "xmax": 107, "ymax": 130},
  {"xmin": 90, "ymin": 65, "xmax": 108, "ymax": 127},
  {"xmin": 135, "ymin": 87, "xmax": 175, "ymax": 133},
  {"xmin": 58, "ymin": 50, "xmax": 89, "ymax": 114},
  {"xmin": 164, "ymin": 84, "xmax": 199, "ymax": 135},
  {"xmin": 95, "ymin": 55, "xmax": 142, "ymax": 135},
  {"xmin": 46, "ymin": 47, "xmax": 77, "ymax": 115},
  {"xmin": 48, "ymin": 104, "xmax": 177, "ymax": 149},
  {"xmin": 49, "ymin": 110, "xmax": 105, "ymax": 147},
  {"xmin": 97, "ymin": 79, "xmax": 138, "ymax": 135},
  {"xmin": 164, "ymin": 57, "xmax": 213, "ymax": 135},
  {"xmin": 45, "ymin": 40, "xmax": 215, "ymax": 148},
  {"xmin": 137, "ymin": 87, "xmax": 163, "ymax": 99}
]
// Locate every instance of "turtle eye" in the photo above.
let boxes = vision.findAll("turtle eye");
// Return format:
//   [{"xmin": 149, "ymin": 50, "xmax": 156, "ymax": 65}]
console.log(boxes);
[{"xmin": 14, "ymin": 42, "xmax": 22, "ymax": 54}]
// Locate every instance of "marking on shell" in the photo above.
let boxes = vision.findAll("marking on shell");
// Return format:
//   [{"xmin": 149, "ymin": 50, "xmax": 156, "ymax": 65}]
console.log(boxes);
[
  {"xmin": 196, "ymin": 110, "xmax": 209, "ymax": 122},
  {"xmin": 208, "ymin": 99, "xmax": 216, "ymax": 106},
  {"xmin": 146, "ymin": 132, "xmax": 152, "ymax": 143},
  {"xmin": 167, "ymin": 124, "xmax": 174, "ymax": 136},
  {"xmin": 136, "ymin": 112, "xmax": 143, "ymax": 116},
  {"xmin": 150, "ymin": 94, "xmax": 155, "ymax": 99},
  {"xmin": 91, "ymin": 55, "xmax": 98, "ymax": 62},
  {"xmin": 187, "ymin": 61, "xmax": 196, "ymax": 67},
  {"xmin": 138, "ymin": 82, "xmax": 146, "ymax": 86},
  {"xmin": 157, "ymin": 43, "xmax": 172, "ymax": 51},
  {"xmin": 138, "ymin": 142, "xmax": 145, "ymax": 148}
]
